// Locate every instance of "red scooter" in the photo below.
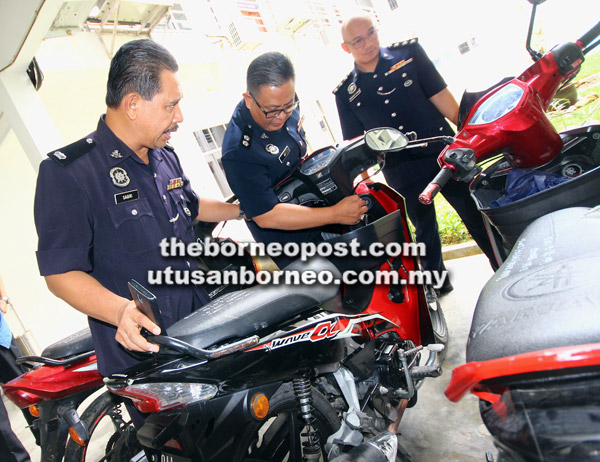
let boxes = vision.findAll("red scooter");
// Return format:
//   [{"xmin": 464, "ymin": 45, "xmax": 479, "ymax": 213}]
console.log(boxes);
[
  {"xmin": 417, "ymin": 0, "xmax": 600, "ymax": 460},
  {"xmin": 2, "ymin": 329, "xmax": 139, "ymax": 461},
  {"xmin": 419, "ymin": 0, "xmax": 600, "ymax": 264}
]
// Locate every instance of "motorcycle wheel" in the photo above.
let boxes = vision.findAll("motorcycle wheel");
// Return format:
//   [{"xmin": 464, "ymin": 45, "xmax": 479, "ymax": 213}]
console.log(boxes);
[
  {"xmin": 428, "ymin": 299, "xmax": 448, "ymax": 347},
  {"xmin": 232, "ymin": 382, "xmax": 340, "ymax": 462},
  {"xmin": 64, "ymin": 390, "xmax": 140, "ymax": 462}
]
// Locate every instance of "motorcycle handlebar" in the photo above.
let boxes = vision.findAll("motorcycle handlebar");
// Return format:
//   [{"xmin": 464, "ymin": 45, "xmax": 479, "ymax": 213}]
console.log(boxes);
[
  {"xmin": 419, "ymin": 167, "xmax": 454, "ymax": 205},
  {"xmin": 578, "ymin": 21, "xmax": 600, "ymax": 49}
]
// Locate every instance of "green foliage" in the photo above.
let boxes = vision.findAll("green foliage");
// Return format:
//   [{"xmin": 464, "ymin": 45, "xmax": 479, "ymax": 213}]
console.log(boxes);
[
  {"xmin": 548, "ymin": 47, "xmax": 600, "ymax": 130},
  {"xmin": 434, "ymin": 195, "xmax": 472, "ymax": 246}
]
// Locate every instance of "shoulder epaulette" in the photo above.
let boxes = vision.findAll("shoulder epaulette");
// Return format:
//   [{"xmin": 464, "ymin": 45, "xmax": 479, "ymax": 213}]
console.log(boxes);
[
  {"xmin": 239, "ymin": 124, "xmax": 252, "ymax": 150},
  {"xmin": 47, "ymin": 136, "xmax": 95, "ymax": 166},
  {"xmin": 389, "ymin": 37, "xmax": 419, "ymax": 50},
  {"xmin": 332, "ymin": 71, "xmax": 352, "ymax": 95}
]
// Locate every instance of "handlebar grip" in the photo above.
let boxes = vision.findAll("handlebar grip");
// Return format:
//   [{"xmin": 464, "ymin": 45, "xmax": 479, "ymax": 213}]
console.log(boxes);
[
  {"xmin": 419, "ymin": 168, "xmax": 454, "ymax": 205},
  {"xmin": 578, "ymin": 21, "xmax": 600, "ymax": 49}
]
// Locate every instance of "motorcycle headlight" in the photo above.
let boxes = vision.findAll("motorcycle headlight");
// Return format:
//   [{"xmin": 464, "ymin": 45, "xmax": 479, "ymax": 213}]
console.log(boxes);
[
  {"xmin": 109, "ymin": 382, "xmax": 218, "ymax": 413},
  {"xmin": 469, "ymin": 83, "xmax": 524, "ymax": 126}
]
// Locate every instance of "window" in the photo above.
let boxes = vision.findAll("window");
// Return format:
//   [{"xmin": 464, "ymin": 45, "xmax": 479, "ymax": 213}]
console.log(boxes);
[{"xmin": 194, "ymin": 125, "xmax": 232, "ymax": 197}]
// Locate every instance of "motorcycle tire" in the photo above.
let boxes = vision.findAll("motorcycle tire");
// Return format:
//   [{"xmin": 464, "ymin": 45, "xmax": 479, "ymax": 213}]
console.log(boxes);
[
  {"xmin": 232, "ymin": 381, "xmax": 340, "ymax": 462},
  {"xmin": 64, "ymin": 390, "xmax": 140, "ymax": 462},
  {"xmin": 428, "ymin": 299, "xmax": 449, "ymax": 360}
]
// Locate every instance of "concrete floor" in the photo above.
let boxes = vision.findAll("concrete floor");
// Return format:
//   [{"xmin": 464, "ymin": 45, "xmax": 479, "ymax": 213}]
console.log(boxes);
[
  {"xmin": 3, "ymin": 253, "xmax": 497, "ymax": 462},
  {"xmin": 399, "ymin": 253, "xmax": 497, "ymax": 461}
]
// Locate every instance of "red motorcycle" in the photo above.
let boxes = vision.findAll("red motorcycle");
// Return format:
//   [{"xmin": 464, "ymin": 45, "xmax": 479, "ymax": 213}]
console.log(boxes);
[
  {"xmin": 2, "ymin": 328, "xmax": 140, "ymax": 461},
  {"xmin": 419, "ymin": 0, "xmax": 600, "ymax": 264},
  {"xmin": 417, "ymin": 0, "xmax": 600, "ymax": 460}
]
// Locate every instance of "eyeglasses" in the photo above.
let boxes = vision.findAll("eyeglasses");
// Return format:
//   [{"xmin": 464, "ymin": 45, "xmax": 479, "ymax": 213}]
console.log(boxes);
[
  {"xmin": 345, "ymin": 27, "xmax": 378, "ymax": 49},
  {"xmin": 249, "ymin": 92, "xmax": 299, "ymax": 119}
]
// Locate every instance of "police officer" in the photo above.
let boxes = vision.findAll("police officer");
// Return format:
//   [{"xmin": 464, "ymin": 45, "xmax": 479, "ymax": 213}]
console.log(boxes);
[
  {"xmin": 222, "ymin": 51, "xmax": 367, "ymax": 268},
  {"xmin": 34, "ymin": 40, "xmax": 240, "ymax": 379},
  {"xmin": 333, "ymin": 15, "xmax": 499, "ymax": 288}
]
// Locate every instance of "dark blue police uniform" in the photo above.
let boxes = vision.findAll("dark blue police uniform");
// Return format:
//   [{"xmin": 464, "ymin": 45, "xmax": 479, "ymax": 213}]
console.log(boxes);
[
  {"xmin": 34, "ymin": 116, "xmax": 210, "ymax": 377},
  {"xmin": 222, "ymin": 101, "xmax": 321, "ymax": 267},
  {"xmin": 334, "ymin": 39, "xmax": 497, "ymax": 271}
]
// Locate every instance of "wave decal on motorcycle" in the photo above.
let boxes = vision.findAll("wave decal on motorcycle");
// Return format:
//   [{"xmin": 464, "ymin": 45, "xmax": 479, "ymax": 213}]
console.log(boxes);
[{"xmin": 247, "ymin": 313, "xmax": 395, "ymax": 352}]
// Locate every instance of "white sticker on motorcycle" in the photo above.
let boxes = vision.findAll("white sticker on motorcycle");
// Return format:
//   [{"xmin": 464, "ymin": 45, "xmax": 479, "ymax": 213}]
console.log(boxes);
[{"xmin": 247, "ymin": 313, "xmax": 394, "ymax": 352}]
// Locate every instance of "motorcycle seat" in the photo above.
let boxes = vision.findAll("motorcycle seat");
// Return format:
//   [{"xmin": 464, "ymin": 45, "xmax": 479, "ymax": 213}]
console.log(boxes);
[
  {"xmin": 167, "ymin": 257, "xmax": 342, "ymax": 350},
  {"xmin": 41, "ymin": 327, "xmax": 94, "ymax": 359},
  {"xmin": 466, "ymin": 207, "xmax": 600, "ymax": 363}
]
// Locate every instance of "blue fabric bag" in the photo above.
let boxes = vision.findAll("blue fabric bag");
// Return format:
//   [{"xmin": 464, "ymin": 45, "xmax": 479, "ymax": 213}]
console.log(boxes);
[{"xmin": 492, "ymin": 169, "xmax": 572, "ymax": 207}]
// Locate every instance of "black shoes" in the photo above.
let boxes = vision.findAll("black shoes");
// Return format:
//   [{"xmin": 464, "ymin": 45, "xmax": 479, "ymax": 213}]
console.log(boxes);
[{"xmin": 436, "ymin": 277, "xmax": 454, "ymax": 297}]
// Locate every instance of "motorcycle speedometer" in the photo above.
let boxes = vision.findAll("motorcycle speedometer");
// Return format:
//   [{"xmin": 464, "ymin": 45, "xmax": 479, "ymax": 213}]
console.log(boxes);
[
  {"xmin": 299, "ymin": 147, "xmax": 337, "ymax": 175},
  {"xmin": 469, "ymin": 83, "xmax": 524, "ymax": 126}
]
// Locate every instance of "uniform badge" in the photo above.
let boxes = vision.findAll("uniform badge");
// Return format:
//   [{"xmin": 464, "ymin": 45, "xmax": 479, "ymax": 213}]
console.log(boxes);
[
  {"xmin": 261, "ymin": 133, "xmax": 269, "ymax": 139},
  {"xmin": 404, "ymin": 79, "xmax": 413, "ymax": 87},
  {"xmin": 167, "ymin": 177, "xmax": 184, "ymax": 190},
  {"xmin": 348, "ymin": 83, "xmax": 357, "ymax": 95},
  {"xmin": 109, "ymin": 167, "xmax": 130, "ymax": 188},
  {"xmin": 86, "ymin": 138, "xmax": 94, "ymax": 144},
  {"xmin": 110, "ymin": 149, "xmax": 123, "ymax": 159},
  {"xmin": 53, "ymin": 151, "xmax": 67, "ymax": 160},
  {"xmin": 349, "ymin": 88, "xmax": 362, "ymax": 103},
  {"xmin": 265, "ymin": 144, "xmax": 279, "ymax": 155}
]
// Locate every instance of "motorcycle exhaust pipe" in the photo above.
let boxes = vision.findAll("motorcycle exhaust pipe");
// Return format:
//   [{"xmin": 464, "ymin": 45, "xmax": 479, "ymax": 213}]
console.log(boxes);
[{"xmin": 387, "ymin": 398, "xmax": 409, "ymax": 434}]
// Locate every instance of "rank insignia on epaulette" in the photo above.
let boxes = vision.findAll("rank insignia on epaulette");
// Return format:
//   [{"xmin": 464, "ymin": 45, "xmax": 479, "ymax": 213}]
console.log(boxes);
[
  {"xmin": 385, "ymin": 58, "xmax": 413, "ymax": 76},
  {"xmin": 240, "ymin": 125, "xmax": 253, "ymax": 149},
  {"xmin": 47, "ymin": 136, "xmax": 96, "ymax": 166},
  {"xmin": 167, "ymin": 177, "xmax": 184, "ymax": 190},
  {"xmin": 333, "ymin": 71, "xmax": 352, "ymax": 95},
  {"xmin": 389, "ymin": 37, "xmax": 418, "ymax": 50}
]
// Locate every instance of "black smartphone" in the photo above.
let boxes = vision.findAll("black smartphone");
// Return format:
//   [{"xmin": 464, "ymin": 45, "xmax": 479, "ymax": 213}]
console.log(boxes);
[{"xmin": 127, "ymin": 279, "xmax": 166, "ymax": 334}]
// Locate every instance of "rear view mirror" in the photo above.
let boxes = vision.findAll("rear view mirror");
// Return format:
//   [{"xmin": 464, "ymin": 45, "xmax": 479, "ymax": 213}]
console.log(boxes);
[{"xmin": 364, "ymin": 128, "xmax": 409, "ymax": 152}]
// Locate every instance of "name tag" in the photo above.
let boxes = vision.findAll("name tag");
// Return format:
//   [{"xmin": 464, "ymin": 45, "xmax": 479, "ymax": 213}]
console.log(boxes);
[
  {"xmin": 114, "ymin": 189, "xmax": 139, "ymax": 204},
  {"xmin": 279, "ymin": 146, "xmax": 291, "ymax": 164}
]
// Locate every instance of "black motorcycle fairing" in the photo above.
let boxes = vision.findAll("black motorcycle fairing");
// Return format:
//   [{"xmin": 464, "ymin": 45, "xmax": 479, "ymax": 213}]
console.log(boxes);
[
  {"xmin": 325, "ymin": 210, "xmax": 405, "ymax": 273},
  {"xmin": 466, "ymin": 207, "xmax": 600, "ymax": 363},
  {"xmin": 137, "ymin": 381, "xmax": 282, "ymax": 461},
  {"xmin": 480, "ymin": 371, "xmax": 600, "ymax": 462},
  {"xmin": 167, "ymin": 257, "xmax": 342, "ymax": 350}
]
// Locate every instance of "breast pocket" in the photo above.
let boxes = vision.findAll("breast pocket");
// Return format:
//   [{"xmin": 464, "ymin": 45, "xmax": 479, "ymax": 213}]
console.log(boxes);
[
  {"xmin": 108, "ymin": 197, "xmax": 163, "ymax": 255},
  {"xmin": 168, "ymin": 189, "xmax": 194, "ymax": 233}
]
